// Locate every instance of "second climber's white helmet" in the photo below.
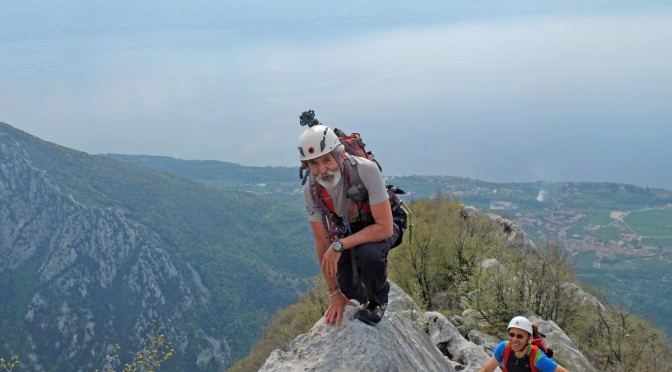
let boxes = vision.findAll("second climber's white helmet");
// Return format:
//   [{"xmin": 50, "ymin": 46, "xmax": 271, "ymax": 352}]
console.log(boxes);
[
  {"xmin": 298, "ymin": 124, "xmax": 342, "ymax": 161},
  {"xmin": 508, "ymin": 316, "xmax": 533, "ymax": 335}
]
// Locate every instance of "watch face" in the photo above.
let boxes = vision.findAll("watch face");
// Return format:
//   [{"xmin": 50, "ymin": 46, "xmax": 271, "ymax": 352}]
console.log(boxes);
[{"xmin": 332, "ymin": 241, "xmax": 343, "ymax": 252}]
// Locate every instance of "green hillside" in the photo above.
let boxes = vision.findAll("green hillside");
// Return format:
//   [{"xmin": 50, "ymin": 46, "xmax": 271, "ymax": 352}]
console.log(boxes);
[{"xmin": 1, "ymin": 123, "xmax": 318, "ymax": 368}]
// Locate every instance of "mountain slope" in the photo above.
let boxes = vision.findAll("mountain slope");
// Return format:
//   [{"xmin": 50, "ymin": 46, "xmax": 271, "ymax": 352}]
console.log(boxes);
[{"xmin": 0, "ymin": 122, "xmax": 316, "ymax": 370}]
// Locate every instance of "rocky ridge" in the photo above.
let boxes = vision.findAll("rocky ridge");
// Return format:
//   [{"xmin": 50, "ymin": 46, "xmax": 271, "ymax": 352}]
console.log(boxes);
[{"xmin": 260, "ymin": 280, "xmax": 598, "ymax": 372}]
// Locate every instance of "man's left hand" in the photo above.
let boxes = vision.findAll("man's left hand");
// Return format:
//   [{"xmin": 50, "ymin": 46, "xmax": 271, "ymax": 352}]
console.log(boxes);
[{"xmin": 324, "ymin": 291, "xmax": 356, "ymax": 325}]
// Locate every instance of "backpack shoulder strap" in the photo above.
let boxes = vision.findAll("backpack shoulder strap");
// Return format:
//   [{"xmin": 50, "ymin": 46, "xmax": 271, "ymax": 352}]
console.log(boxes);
[
  {"xmin": 529, "ymin": 345, "xmax": 539, "ymax": 372},
  {"xmin": 502, "ymin": 341, "xmax": 511, "ymax": 372},
  {"xmin": 530, "ymin": 345, "xmax": 539, "ymax": 372},
  {"xmin": 502, "ymin": 342, "xmax": 538, "ymax": 372},
  {"xmin": 344, "ymin": 155, "xmax": 369, "ymax": 202}
]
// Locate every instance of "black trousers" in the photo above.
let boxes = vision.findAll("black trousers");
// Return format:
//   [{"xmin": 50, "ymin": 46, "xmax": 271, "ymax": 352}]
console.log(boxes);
[{"xmin": 336, "ymin": 224, "xmax": 401, "ymax": 305}]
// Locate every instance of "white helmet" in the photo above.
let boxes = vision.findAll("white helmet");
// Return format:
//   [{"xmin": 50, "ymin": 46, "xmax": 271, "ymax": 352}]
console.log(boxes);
[
  {"xmin": 508, "ymin": 316, "xmax": 533, "ymax": 335},
  {"xmin": 298, "ymin": 125, "xmax": 342, "ymax": 161}
]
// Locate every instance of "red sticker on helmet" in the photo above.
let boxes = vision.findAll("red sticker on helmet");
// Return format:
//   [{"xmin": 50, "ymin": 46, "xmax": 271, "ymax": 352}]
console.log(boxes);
[{"xmin": 308, "ymin": 147, "xmax": 315, "ymax": 154}]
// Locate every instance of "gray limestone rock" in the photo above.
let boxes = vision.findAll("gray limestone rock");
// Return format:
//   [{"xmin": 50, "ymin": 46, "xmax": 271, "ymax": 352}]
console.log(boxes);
[{"xmin": 260, "ymin": 303, "xmax": 455, "ymax": 372}]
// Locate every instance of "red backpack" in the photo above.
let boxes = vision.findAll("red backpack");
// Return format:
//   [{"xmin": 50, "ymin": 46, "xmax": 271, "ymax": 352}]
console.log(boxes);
[
  {"xmin": 332, "ymin": 129, "xmax": 381, "ymax": 171},
  {"xmin": 502, "ymin": 341, "xmax": 540, "ymax": 372},
  {"xmin": 531, "ymin": 332, "xmax": 554, "ymax": 359}
]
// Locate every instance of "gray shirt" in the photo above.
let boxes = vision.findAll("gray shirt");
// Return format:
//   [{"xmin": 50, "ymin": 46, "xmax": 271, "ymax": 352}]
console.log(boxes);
[{"xmin": 304, "ymin": 155, "xmax": 388, "ymax": 223}]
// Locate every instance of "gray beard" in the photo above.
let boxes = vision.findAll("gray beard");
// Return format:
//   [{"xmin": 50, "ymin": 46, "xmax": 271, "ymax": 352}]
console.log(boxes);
[{"xmin": 316, "ymin": 169, "xmax": 342, "ymax": 189}]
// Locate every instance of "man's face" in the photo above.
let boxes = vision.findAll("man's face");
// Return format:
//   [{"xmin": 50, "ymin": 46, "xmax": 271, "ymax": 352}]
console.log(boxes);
[
  {"xmin": 307, "ymin": 152, "xmax": 342, "ymax": 188},
  {"xmin": 508, "ymin": 328, "xmax": 530, "ymax": 351}
]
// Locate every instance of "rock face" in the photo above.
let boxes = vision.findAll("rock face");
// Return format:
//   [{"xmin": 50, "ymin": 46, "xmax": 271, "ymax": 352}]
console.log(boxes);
[
  {"xmin": 260, "ymin": 283, "xmax": 599, "ymax": 371},
  {"xmin": 526, "ymin": 316, "xmax": 597, "ymax": 372},
  {"xmin": 260, "ymin": 284, "xmax": 455, "ymax": 372},
  {"xmin": 0, "ymin": 130, "xmax": 220, "ymax": 369}
]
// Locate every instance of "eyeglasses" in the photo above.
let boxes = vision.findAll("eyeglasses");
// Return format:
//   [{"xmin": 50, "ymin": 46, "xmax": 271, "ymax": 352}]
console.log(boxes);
[{"xmin": 509, "ymin": 332, "xmax": 526, "ymax": 340}]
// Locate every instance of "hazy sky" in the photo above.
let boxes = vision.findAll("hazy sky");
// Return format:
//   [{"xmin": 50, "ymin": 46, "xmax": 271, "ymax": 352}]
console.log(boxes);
[{"xmin": 2, "ymin": 1, "xmax": 672, "ymax": 189}]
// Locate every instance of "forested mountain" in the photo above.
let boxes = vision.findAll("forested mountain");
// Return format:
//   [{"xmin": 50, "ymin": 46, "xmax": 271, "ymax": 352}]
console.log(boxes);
[{"xmin": 0, "ymin": 122, "xmax": 316, "ymax": 370}]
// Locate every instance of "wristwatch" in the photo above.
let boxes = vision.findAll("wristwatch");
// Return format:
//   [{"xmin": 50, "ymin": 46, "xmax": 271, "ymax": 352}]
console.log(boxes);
[{"xmin": 331, "ymin": 239, "xmax": 344, "ymax": 253}]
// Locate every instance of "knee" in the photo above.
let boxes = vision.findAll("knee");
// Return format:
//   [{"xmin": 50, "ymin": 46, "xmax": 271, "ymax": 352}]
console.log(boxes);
[{"xmin": 356, "ymin": 245, "xmax": 387, "ymax": 267}]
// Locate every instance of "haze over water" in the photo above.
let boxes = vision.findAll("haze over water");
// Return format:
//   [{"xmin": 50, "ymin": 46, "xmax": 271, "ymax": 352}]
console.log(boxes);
[{"xmin": 2, "ymin": 1, "xmax": 671, "ymax": 189}]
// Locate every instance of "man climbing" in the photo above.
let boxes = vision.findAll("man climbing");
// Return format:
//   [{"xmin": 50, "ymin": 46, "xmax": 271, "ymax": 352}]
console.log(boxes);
[
  {"xmin": 479, "ymin": 316, "xmax": 570, "ymax": 372},
  {"xmin": 298, "ymin": 124, "xmax": 400, "ymax": 326}
]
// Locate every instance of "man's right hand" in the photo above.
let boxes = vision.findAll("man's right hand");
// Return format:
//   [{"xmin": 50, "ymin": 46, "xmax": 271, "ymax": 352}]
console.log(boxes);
[
  {"xmin": 324, "ymin": 291, "xmax": 356, "ymax": 325},
  {"xmin": 321, "ymin": 244, "xmax": 341, "ymax": 277}
]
